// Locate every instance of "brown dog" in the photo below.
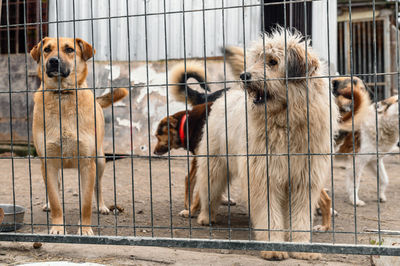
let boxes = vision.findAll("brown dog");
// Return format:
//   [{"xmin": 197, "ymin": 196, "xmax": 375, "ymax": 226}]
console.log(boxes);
[
  {"xmin": 31, "ymin": 37, "xmax": 128, "ymax": 235},
  {"xmin": 154, "ymin": 103, "xmax": 212, "ymax": 210}
]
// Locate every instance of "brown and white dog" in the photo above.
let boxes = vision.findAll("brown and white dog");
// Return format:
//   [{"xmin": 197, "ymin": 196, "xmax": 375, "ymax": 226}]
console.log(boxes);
[
  {"xmin": 332, "ymin": 77, "xmax": 399, "ymax": 206},
  {"xmin": 194, "ymin": 29, "xmax": 339, "ymax": 260},
  {"xmin": 154, "ymin": 102, "xmax": 214, "ymax": 210},
  {"xmin": 154, "ymin": 62, "xmax": 233, "ymax": 210},
  {"xmin": 31, "ymin": 37, "xmax": 128, "ymax": 235}
]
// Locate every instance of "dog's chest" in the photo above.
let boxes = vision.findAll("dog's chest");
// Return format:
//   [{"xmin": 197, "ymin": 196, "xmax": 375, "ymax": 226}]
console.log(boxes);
[{"xmin": 35, "ymin": 96, "xmax": 96, "ymax": 158}]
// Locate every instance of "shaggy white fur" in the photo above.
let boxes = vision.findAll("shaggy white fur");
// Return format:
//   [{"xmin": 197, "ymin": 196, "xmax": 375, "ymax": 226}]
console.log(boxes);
[{"xmin": 195, "ymin": 29, "xmax": 339, "ymax": 260}]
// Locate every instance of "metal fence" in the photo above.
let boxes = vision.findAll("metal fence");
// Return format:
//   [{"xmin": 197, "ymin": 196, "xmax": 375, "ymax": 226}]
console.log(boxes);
[{"xmin": 1, "ymin": 0, "xmax": 400, "ymax": 260}]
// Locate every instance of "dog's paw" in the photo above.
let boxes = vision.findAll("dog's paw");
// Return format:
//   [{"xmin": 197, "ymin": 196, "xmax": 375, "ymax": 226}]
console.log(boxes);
[
  {"xmin": 179, "ymin": 210, "xmax": 189, "ymax": 218},
  {"xmin": 260, "ymin": 251, "xmax": 288, "ymax": 261},
  {"xmin": 313, "ymin": 224, "xmax": 329, "ymax": 232},
  {"xmin": 42, "ymin": 203, "xmax": 51, "ymax": 212},
  {"xmin": 355, "ymin": 200, "xmax": 366, "ymax": 206},
  {"xmin": 379, "ymin": 194, "xmax": 387, "ymax": 203},
  {"xmin": 98, "ymin": 205, "xmax": 110, "ymax": 215},
  {"xmin": 78, "ymin": 227, "xmax": 94, "ymax": 236},
  {"xmin": 50, "ymin": 226, "xmax": 65, "ymax": 235},
  {"xmin": 349, "ymin": 198, "xmax": 365, "ymax": 206},
  {"xmin": 197, "ymin": 212, "xmax": 215, "ymax": 226},
  {"xmin": 178, "ymin": 209, "xmax": 197, "ymax": 218},
  {"xmin": 290, "ymin": 252, "xmax": 321, "ymax": 260},
  {"xmin": 221, "ymin": 196, "xmax": 236, "ymax": 206}
]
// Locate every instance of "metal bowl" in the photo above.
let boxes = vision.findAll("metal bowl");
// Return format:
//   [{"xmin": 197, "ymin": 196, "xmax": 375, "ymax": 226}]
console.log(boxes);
[{"xmin": 0, "ymin": 204, "xmax": 25, "ymax": 232}]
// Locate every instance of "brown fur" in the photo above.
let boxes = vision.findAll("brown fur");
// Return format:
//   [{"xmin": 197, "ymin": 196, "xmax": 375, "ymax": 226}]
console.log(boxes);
[
  {"xmin": 154, "ymin": 103, "xmax": 212, "ymax": 209},
  {"xmin": 96, "ymin": 88, "xmax": 129, "ymax": 108},
  {"xmin": 332, "ymin": 77, "xmax": 371, "ymax": 155},
  {"xmin": 332, "ymin": 77, "xmax": 399, "ymax": 206},
  {"xmin": 316, "ymin": 190, "xmax": 332, "ymax": 231},
  {"xmin": 31, "ymin": 37, "xmax": 127, "ymax": 235},
  {"xmin": 0, "ymin": 208, "xmax": 4, "ymax": 224},
  {"xmin": 332, "ymin": 76, "xmax": 371, "ymax": 132}
]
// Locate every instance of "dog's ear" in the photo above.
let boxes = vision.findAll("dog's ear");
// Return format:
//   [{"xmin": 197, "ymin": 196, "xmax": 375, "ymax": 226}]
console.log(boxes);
[
  {"xmin": 30, "ymin": 37, "xmax": 49, "ymax": 63},
  {"xmin": 169, "ymin": 116, "xmax": 178, "ymax": 129},
  {"xmin": 76, "ymin": 38, "xmax": 95, "ymax": 61},
  {"xmin": 287, "ymin": 47, "xmax": 319, "ymax": 80}
]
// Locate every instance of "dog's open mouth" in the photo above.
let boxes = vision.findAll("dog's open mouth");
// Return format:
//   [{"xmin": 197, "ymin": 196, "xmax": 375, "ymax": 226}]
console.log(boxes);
[{"xmin": 253, "ymin": 90, "xmax": 269, "ymax": 104}]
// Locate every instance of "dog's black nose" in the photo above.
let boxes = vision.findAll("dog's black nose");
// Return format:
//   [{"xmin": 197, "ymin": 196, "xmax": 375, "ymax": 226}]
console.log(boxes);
[
  {"xmin": 332, "ymin": 80, "xmax": 339, "ymax": 95},
  {"xmin": 48, "ymin": 57, "xmax": 60, "ymax": 67},
  {"xmin": 240, "ymin": 72, "xmax": 251, "ymax": 81}
]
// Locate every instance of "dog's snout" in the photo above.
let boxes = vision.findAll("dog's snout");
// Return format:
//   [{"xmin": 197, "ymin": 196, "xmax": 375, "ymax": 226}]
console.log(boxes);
[
  {"xmin": 48, "ymin": 57, "xmax": 60, "ymax": 67},
  {"xmin": 46, "ymin": 57, "xmax": 70, "ymax": 78},
  {"xmin": 240, "ymin": 72, "xmax": 252, "ymax": 81},
  {"xmin": 332, "ymin": 80, "xmax": 339, "ymax": 95}
]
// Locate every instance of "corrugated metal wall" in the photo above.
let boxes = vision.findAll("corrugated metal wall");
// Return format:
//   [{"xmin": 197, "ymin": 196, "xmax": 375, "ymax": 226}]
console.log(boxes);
[{"xmin": 48, "ymin": 0, "xmax": 261, "ymax": 61}]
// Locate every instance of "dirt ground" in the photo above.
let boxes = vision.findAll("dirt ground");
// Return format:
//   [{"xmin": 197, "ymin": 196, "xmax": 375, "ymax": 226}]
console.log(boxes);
[{"xmin": 1, "ymin": 151, "xmax": 400, "ymax": 265}]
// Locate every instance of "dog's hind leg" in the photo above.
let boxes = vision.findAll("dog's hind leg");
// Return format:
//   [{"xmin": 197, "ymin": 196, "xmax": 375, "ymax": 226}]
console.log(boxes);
[
  {"xmin": 184, "ymin": 158, "xmax": 198, "ymax": 210},
  {"xmin": 366, "ymin": 158, "xmax": 389, "ymax": 203},
  {"xmin": 346, "ymin": 156, "xmax": 368, "ymax": 206},
  {"xmin": 197, "ymin": 157, "xmax": 227, "ymax": 226},
  {"xmin": 94, "ymin": 155, "xmax": 110, "ymax": 214},
  {"xmin": 313, "ymin": 189, "xmax": 331, "ymax": 232}
]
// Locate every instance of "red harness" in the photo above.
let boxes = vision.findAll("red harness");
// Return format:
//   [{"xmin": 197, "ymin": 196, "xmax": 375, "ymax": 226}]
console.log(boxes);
[{"xmin": 179, "ymin": 114, "xmax": 188, "ymax": 146}]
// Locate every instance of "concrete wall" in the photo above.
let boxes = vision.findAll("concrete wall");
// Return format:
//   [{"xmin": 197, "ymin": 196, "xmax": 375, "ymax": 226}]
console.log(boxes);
[{"xmin": 0, "ymin": 54, "xmax": 236, "ymax": 156}]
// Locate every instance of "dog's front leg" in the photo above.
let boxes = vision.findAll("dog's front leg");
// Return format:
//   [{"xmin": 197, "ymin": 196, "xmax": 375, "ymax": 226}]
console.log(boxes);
[
  {"xmin": 346, "ymin": 157, "xmax": 368, "ymax": 206},
  {"xmin": 41, "ymin": 162, "xmax": 64, "ymax": 234},
  {"xmin": 78, "ymin": 159, "xmax": 96, "ymax": 235},
  {"xmin": 253, "ymin": 189, "xmax": 289, "ymax": 261},
  {"xmin": 184, "ymin": 158, "xmax": 198, "ymax": 210},
  {"xmin": 367, "ymin": 158, "xmax": 389, "ymax": 203},
  {"xmin": 94, "ymin": 156, "xmax": 110, "ymax": 214},
  {"xmin": 288, "ymin": 184, "xmax": 321, "ymax": 260},
  {"xmin": 196, "ymin": 157, "xmax": 227, "ymax": 225}
]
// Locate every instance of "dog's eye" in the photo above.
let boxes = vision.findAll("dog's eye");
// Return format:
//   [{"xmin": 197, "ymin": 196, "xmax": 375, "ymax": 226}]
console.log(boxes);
[
  {"xmin": 268, "ymin": 59, "xmax": 278, "ymax": 66},
  {"xmin": 43, "ymin": 47, "xmax": 51, "ymax": 53},
  {"xmin": 65, "ymin": 47, "xmax": 74, "ymax": 53}
]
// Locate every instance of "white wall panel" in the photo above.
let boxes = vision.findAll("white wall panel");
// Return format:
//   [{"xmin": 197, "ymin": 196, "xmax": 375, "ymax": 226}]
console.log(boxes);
[{"xmin": 49, "ymin": 0, "xmax": 262, "ymax": 61}]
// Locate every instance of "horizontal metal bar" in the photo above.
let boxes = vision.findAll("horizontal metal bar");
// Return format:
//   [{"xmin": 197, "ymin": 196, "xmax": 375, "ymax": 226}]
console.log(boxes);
[
  {"xmin": 1, "ymin": 72, "xmax": 399, "ymax": 95},
  {"xmin": 0, "ymin": 150, "xmax": 399, "ymax": 161},
  {"xmin": 0, "ymin": 234, "xmax": 399, "ymax": 256}
]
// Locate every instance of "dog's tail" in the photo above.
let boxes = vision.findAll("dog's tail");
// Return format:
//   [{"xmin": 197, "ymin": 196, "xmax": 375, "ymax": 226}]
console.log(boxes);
[
  {"xmin": 334, "ymin": 79, "xmax": 371, "ymax": 131},
  {"xmin": 221, "ymin": 46, "xmax": 245, "ymax": 79},
  {"xmin": 96, "ymin": 87, "xmax": 129, "ymax": 108},
  {"xmin": 170, "ymin": 62, "xmax": 227, "ymax": 105}
]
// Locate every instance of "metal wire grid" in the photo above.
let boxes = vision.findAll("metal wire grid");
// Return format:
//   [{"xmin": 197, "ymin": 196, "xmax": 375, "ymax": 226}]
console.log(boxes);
[{"xmin": 0, "ymin": 0, "xmax": 399, "ymax": 256}]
